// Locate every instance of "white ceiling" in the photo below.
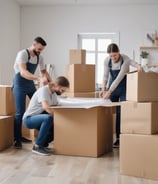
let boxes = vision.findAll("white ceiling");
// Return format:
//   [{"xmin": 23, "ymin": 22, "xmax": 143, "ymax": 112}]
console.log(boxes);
[{"xmin": 15, "ymin": 0, "xmax": 158, "ymax": 6}]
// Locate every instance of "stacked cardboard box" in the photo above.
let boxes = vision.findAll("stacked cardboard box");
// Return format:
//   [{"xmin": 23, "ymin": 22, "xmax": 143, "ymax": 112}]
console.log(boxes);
[
  {"xmin": 0, "ymin": 86, "xmax": 15, "ymax": 150},
  {"xmin": 0, "ymin": 116, "xmax": 14, "ymax": 151},
  {"xmin": 120, "ymin": 71, "xmax": 158, "ymax": 180},
  {"xmin": 65, "ymin": 49, "xmax": 96, "ymax": 98},
  {"xmin": 0, "ymin": 85, "xmax": 34, "ymax": 144}
]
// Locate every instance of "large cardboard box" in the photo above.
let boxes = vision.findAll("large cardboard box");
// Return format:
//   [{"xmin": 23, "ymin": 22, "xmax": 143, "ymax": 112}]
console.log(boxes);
[
  {"xmin": 0, "ymin": 85, "xmax": 16, "ymax": 115},
  {"xmin": 121, "ymin": 101, "xmax": 158, "ymax": 134},
  {"xmin": 0, "ymin": 116, "xmax": 14, "ymax": 151},
  {"xmin": 120, "ymin": 134, "xmax": 158, "ymax": 180},
  {"xmin": 52, "ymin": 107, "xmax": 113, "ymax": 157},
  {"xmin": 65, "ymin": 92, "xmax": 96, "ymax": 98},
  {"xmin": 69, "ymin": 49, "xmax": 86, "ymax": 64},
  {"xmin": 126, "ymin": 72, "xmax": 158, "ymax": 102},
  {"xmin": 66, "ymin": 64, "xmax": 95, "ymax": 92}
]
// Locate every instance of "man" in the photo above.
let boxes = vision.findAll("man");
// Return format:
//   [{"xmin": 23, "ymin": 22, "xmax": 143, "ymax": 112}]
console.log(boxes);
[
  {"xmin": 100, "ymin": 43, "xmax": 142, "ymax": 148},
  {"xmin": 13, "ymin": 37, "xmax": 51, "ymax": 149},
  {"xmin": 23, "ymin": 76, "xmax": 69, "ymax": 156}
]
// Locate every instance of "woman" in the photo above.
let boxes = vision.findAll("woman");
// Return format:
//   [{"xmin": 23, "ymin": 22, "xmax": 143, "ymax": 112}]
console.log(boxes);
[{"xmin": 100, "ymin": 43, "xmax": 142, "ymax": 148}]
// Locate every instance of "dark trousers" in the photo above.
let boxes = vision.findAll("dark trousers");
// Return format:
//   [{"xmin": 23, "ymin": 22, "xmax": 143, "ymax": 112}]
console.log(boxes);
[
  {"xmin": 110, "ymin": 92, "xmax": 126, "ymax": 140},
  {"xmin": 13, "ymin": 87, "xmax": 35, "ymax": 141}
]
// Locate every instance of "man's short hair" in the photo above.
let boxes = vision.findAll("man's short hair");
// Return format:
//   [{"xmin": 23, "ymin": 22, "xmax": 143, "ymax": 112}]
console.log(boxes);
[
  {"xmin": 34, "ymin": 37, "xmax": 47, "ymax": 46},
  {"xmin": 56, "ymin": 76, "xmax": 69, "ymax": 88}
]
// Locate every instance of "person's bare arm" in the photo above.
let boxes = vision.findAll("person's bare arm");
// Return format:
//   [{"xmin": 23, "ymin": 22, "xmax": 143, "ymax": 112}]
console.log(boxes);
[
  {"xmin": 19, "ymin": 63, "xmax": 40, "ymax": 81},
  {"xmin": 41, "ymin": 100, "xmax": 54, "ymax": 115},
  {"xmin": 41, "ymin": 69, "xmax": 52, "ymax": 82}
]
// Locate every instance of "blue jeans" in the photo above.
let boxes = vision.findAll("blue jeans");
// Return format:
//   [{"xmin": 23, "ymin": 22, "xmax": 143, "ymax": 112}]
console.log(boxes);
[
  {"xmin": 23, "ymin": 114, "xmax": 54, "ymax": 147},
  {"xmin": 13, "ymin": 87, "xmax": 35, "ymax": 141},
  {"xmin": 110, "ymin": 90, "xmax": 126, "ymax": 140}
]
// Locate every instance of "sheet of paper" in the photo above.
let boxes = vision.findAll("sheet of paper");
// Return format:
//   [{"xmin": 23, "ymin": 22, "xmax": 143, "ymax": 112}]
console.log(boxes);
[{"xmin": 49, "ymin": 97, "xmax": 112, "ymax": 109}]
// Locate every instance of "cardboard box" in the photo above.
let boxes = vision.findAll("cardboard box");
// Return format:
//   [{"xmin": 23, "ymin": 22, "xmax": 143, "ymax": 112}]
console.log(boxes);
[
  {"xmin": 120, "ymin": 134, "xmax": 158, "ymax": 180},
  {"xmin": 69, "ymin": 49, "xmax": 86, "ymax": 64},
  {"xmin": 22, "ymin": 125, "xmax": 35, "ymax": 139},
  {"xmin": 66, "ymin": 64, "xmax": 95, "ymax": 92},
  {"xmin": 121, "ymin": 101, "xmax": 158, "ymax": 134},
  {"xmin": 0, "ymin": 85, "xmax": 16, "ymax": 115},
  {"xmin": 112, "ymin": 113, "xmax": 116, "ymax": 133},
  {"xmin": 126, "ymin": 72, "xmax": 158, "ymax": 102},
  {"xmin": 22, "ymin": 96, "xmax": 35, "ymax": 139},
  {"xmin": 52, "ymin": 107, "xmax": 113, "ymax": 157},
  {"xmin": 0, "ymin": 116, "xmax": 14, "ymax": 151},
  {"xmin": 65, "ymin": 92, "xmax": 96, "ymax": 98}
]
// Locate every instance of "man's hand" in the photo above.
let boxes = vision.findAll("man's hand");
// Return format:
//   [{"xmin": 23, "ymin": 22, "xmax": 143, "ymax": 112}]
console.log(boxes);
[{"xmin": 40, "ymin": 76, "xmax": 49, "ymax": 85}]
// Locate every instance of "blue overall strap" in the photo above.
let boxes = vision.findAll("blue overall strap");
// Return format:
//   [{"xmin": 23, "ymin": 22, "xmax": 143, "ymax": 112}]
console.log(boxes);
[
  {"xmin": 26, "ymin": 49, "xmax": 30, "ymax": 61},
  {"xmin": 25, "ymin": 49, "xmax": 39, "ymax": 64}
]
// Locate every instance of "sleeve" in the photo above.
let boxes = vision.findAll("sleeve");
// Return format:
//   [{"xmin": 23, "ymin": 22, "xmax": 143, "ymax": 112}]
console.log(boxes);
[
  {"xmin": 122, "ymin": 54, "xmax": 138, "ymax": 67},
  {"xmin": 103, "ymin": 57, "xmax": 110, "ymax": 82},
  {"xmin": 16, "ymin": 50, "xmax": 28, "ymax": 64},
  {"xmin": 109, "ymin": 61, "xmax": 129, "ymax": 92},
  {"xmin": 38, "ymin": 55, "xmax": 45, "ymax": 71}
]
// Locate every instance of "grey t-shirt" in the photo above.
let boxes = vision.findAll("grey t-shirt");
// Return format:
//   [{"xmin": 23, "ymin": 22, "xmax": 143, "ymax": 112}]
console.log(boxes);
[
  {"xmin": 14, "ymin": 49, "xmax": 45, "ymax": 74},
  {"xmin": 103, "ymin": 54, "xmax": 138, "ymax": 92},
  {"xmin": 23, "ymin": 85, "xmax": 58, "ymax": 119}
]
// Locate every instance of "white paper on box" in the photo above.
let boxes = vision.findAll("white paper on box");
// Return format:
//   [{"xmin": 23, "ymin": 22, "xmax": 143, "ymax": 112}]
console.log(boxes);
[{"xmin": 50, "ymin": 98, "xmax": 112, "ymax": 109}]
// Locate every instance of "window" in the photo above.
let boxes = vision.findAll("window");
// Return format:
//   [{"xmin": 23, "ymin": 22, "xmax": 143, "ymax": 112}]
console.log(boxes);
[{"xmin": 78, "ymin": 33, "xmax": 119, "ymax": 90}]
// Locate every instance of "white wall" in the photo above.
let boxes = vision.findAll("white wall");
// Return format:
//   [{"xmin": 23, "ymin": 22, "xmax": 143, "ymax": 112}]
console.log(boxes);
[
  {"xmin": 0, "ymin": 0, "xmax": 20, "ymax": 84},
  {"xmin": 20, "ymin": 4, "xmax": 158, "ymax": 77}
]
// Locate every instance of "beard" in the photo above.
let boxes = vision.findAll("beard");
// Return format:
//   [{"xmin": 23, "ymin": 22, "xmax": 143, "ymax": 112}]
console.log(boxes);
[
  {"xmin": 55, "ymin": 90, "xmax": 62, "ymax": 96},
  {"xmin": 33, "ymin": 49, "xmax": 40, "ymax": 56}
]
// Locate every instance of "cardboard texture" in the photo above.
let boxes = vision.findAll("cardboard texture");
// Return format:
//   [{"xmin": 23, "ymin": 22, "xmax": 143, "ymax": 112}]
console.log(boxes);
[
  {"xmin": 120, "ymin": 134, "xmax": 158, "ymax": 180},
  {"xmin": 66, "ymin": 64, "xmax": 95, "ymax": 92},
  {"xmin": 0, "ymin": 116, "xmax": 14, "ymax": 151},
  {"xmin": 69, "ymin": 49, "xmax": 86, "ymax": 64},
  {"xmin": 0, "ymin": 85, "xmax": 16, "ymax": 115},
  {"xmin": 65, "ymin": 92, "xmax": 96, "ymax": 98},
  {"xmin": 126, "ymin": 72, "xmax": 158, "ymax": 102},
  {"xmin": 112, "ymin": 113, "xmax": 116, "ymax": 133},
  {"xmin": 53, "ymin": 107, "xmax": 113, "ymax": 157},
  {"xmin": 121, "ymin": 101, "xmax": 158, "ymax": 134},
  {"xmin": 22, "ymin": 125, "xmax": 35, "ymax": 139},
  {"xmin": 22, "ymin": 97, "xmax": 36, "ymax": 139}
]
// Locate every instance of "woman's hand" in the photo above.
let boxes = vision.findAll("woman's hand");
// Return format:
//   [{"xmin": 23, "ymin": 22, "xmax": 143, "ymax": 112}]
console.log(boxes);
[
  {"xmin": 99, "ymin": 90, "xmax": 104, "ymax": 98},
  {"xmin": 103, "ymin": 90, "xmax": 112, "ymax": 99}
]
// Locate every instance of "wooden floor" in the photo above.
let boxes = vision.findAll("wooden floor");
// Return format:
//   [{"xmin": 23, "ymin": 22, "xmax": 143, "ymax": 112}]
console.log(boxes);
[{"xmin": 0, "ymin": 143, "xmax": 158, "ymax": 184}]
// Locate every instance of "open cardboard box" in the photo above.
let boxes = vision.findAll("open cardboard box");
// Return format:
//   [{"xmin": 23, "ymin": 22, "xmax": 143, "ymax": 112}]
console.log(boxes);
[{"xmin": 49, "ymin": 98, "xmax": 120, "ymax": 157}]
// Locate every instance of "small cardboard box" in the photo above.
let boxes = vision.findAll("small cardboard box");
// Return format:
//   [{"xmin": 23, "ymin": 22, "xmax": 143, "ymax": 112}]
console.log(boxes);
[
  {"xmin": 69, "ymin": 49, "xmax": 86, "ymax": 64},
  {"xmin": 65, "ymin": 92, "xmax": 96, "ymax": 98},
  {"xmin": 126, "ymin": 71, "xmax": 158, "ymax": 102},
  {"xmin": 120, "ymin": 134, "xmax": 158, "ymax": 180},
  {"xmin": 52, "ymin": 107, "xmax": 113, "ymax": 157},
  {"xmin": 66, "ymin": 64, "xmax": 95, "ymax": 92},
  {"xmin": 121, "ymin": 101, "xmax": 158, "ymax": 134},
  {"xmin": 22, "ymin": 96, "xmax": 35, "ymax": 139},
  {"xmin": 0, "ymin": 85, "xmax": 16, "ymax": 115},
  {"xmin": 0, "ymin": 116, "xmax": 14, "ymax": 151}
]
